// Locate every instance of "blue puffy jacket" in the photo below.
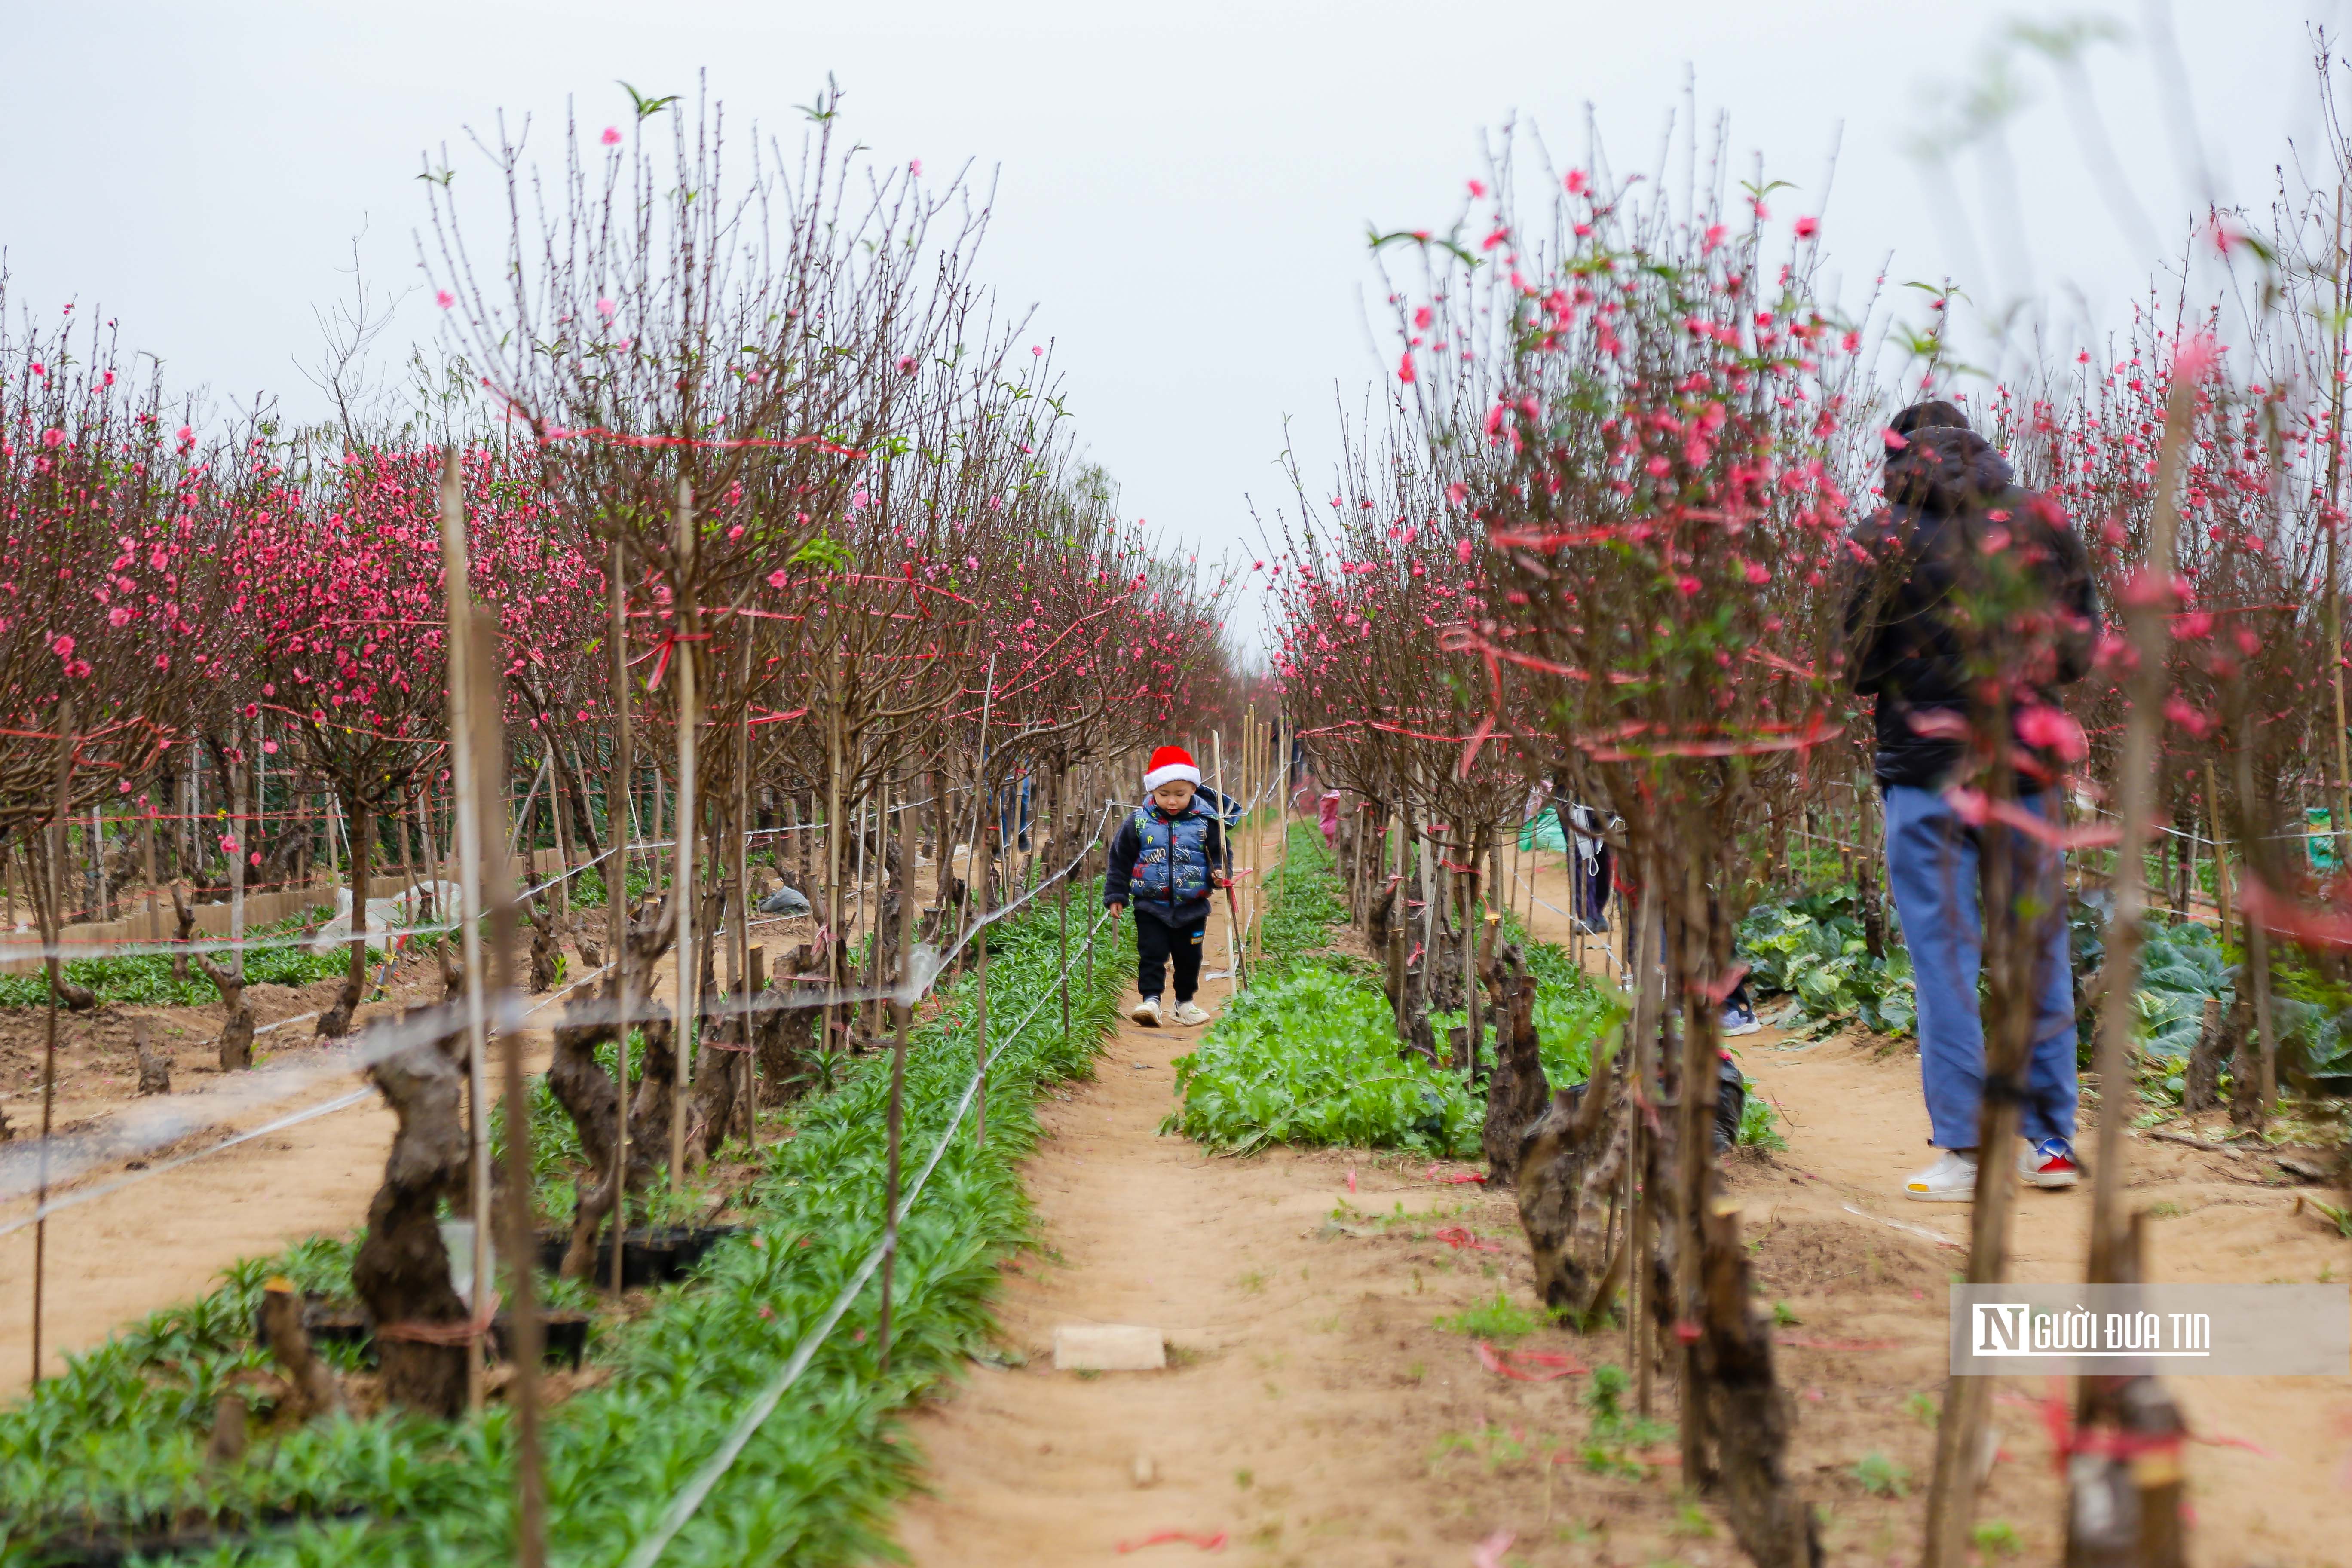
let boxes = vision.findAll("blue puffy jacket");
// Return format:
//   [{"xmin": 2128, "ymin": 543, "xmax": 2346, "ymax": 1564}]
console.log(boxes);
[{"xmin": 1105, "ymin": 802, "xmax": 1226, "ymax": 925}]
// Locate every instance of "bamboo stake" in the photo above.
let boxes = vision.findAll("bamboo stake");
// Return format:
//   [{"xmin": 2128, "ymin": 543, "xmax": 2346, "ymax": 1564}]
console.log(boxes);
[
  {"xmin": 141, "ymin": 790, "xmax": 161, "ymax": 942},
  {"xmin": 1626, "ymin": 874, "xmax": 1659, "ymax": 1421},
  {"xmin": 2066, "ymin": 324, "xmax": 2195, "ymax": 1567},
  {"xmin": 436, "ymin": 452, "xmax": 495, "ymax": 1416},
  {"xmin": 460, "ymin": 590, "xmax": 545, "ymax": 1568},
  {"xmin": 606, "ymin": 533, "xmax": 634, "ymax": 1296},
  {"xmin": 968, "ymin": 656, "xmax": 997, "ymax": 1148},
  {"xmin": 2327, "ymin": 187, "xmax": 2352, "ymax": 871},
  {"xmin": 29, "ymin": 700, "xmax": 77, "ymax": 1387},
  {"xmin": 670, "ymin": 479, "xmax": 699, "ymax": 1190},
  {"xmin": 733, "ymin": 626, "xmax": 754, "ymax": 1145},
  {"xmin": 2204, "ymin": 760, "xmax": 2232, "ymax": 934},
  {"xmin": 879, "ymin": 771, "xmax": 919, "ymax": 1371}
]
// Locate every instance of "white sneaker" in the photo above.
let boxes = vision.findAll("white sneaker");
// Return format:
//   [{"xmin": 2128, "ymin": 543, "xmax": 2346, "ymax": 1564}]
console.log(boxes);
[
  {"xmin": 1905, "ymin": 1148, "xmax": 1978, "ymax": 1202},
  {"xmin": 1130, "ymin": 995, "xmax": 1162, "ymax": 1026},
  {"xmin": 1171, "ymin": 1000, "xmax": 1210, "ymax": 1026}
]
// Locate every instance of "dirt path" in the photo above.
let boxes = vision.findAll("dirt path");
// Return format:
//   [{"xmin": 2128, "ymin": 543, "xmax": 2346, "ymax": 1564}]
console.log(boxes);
[{"xmin": 897, "ymin": 830, "xmax": 2351, "ymax": 1567}]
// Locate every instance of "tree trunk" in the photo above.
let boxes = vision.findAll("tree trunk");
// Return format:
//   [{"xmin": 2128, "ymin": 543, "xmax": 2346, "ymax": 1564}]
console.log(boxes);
[
  {"xmin": 2183, "ymin": 996, "xmax": 2228, "ymax": 1114},
  {"xmin": 547, "ymin": 900, "xmax": 677, "ymax": 1278},
  {"xmin": 258, "ymin": 1279, "xmax": 344, "ymax": 1421},
  {"xmin": 1479, "ymin": 944, "xmax": 1550, "ymax": 1185},
  {"xmin": 25, "ymin": 830, "xmax": 96, "ymax": 1011},
  {"xmin": 351, "ymin": 1019, "xmax": 472, "ymax": 1417},
  {"xmin": 1697, "ymin": 1196, "xmax": 1823, "ymax": 1567},
  {"xmin": 318, "ymin": 793, "xmax": 371, "ymax": 1038},
  {"xmin": 133, "ymin": 1016, "xmax": 172, "ymax": 1096}
]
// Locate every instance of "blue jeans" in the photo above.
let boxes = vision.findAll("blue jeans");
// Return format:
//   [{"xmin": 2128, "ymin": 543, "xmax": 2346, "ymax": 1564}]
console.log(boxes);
[{"xmin": 1882, "ymin": 784, "xmax": 2079, "ymax": 1152}]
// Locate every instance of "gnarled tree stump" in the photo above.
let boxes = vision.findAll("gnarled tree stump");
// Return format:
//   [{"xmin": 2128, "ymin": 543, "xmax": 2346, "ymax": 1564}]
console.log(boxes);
[
  {"xmin": 1480, "ymin": 945, "xmax": 1551, "ymax": 1186},
  {"xmin": 1513, "ymin": 1049, "xmax": 1627, "ymax": 1328},
  {"xmin": 1697, "ymin": 1195, "xmax": 1822, "ymax": 1568},
  {"xmin": 351, "ymin": 1014, "xmax": 473, "ymax": 1416}
]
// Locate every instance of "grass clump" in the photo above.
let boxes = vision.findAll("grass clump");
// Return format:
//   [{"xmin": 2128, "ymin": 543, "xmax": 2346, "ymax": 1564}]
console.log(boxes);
[{"xmin": 1433, "ymin": 1290, "xmax": 1540, "ymax": 1340}]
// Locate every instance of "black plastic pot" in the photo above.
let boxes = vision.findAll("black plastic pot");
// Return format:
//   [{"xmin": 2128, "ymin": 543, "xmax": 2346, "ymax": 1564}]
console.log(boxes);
[
  {"xmin": 28, "ymin": 1507, "xmax": 369, "ymax": 1566},
  {"xmin": 254, "ymin": 1295, "xmax": 591, "ymax": 1369},
  {"xmin": 533, "ymin": 1224, "xmax": 747, "ymax": 1289},
  {"xmin": 487, "ymin": 1309, "xmax": 591, "ymax": 1369}
]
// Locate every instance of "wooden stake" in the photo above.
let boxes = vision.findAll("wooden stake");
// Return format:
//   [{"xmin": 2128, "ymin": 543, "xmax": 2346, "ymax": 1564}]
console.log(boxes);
[
  {"xmin": 670, "ymin": 479, "xmax": 700, "ymax": 1190},
  {"xmin": 733, "ymin": 624, "xmax": 753, "ymax": 1144},
  {"xmin": 606, "ymin": 532, "xmax": 634, "ymax": 1297},
  {"xmin": 968, "ymin": 657, "xmax": 997, "ymax": 1148},
  {"xmin": 879, "ymin": 772, "xmax": 919, "ymax": 1372},
  {"xmin": 29, "ymin": 700, "xmax": 77, "ymax": 1388},
  {"xmin": 436, "ymin": 450, "xmax": 496, "ymax": 1416},
  {"xmin": 464, "ymin": 594, "xmax": 546, "ymax": 1568},
  {"xmin": 2067, "ymin": 363, "xmax": 2194, "ymax": 1566}
]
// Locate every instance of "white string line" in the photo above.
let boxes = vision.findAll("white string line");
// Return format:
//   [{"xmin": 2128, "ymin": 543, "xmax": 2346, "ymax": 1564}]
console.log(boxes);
[
  {"xmin": 0, "ymin": 812, "xmax": 1114, "ymax": 1211},
  {"xmin": 0, "ymin": 1090, "xmax": 375, "ymax": 1242},
  {"xmin": 0, "ymin": 789, "xmax": 987, "ymax": 966},
  {"xmin": 622, "ymin": 896, "xmax": 1120, "ymax": 1568},
  {"xmin": 0, "ymin": 954, "xmax": 634, "ymax": 1222}
]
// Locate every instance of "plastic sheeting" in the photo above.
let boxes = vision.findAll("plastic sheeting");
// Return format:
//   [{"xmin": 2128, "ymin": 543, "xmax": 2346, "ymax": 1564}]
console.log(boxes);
[{"xmin": 306, "ymin": 879, "xmax": 463, "ymax": 952}]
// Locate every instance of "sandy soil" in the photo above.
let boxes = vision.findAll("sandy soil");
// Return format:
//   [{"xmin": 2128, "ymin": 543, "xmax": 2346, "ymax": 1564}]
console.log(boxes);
[
  {"xmin": 0, "ymin": 894, "xmax": 818, "ymax": 1396},
  {"xmin": 896, "ymin": 831, "xmax": 2352, "ymax": 1567}
]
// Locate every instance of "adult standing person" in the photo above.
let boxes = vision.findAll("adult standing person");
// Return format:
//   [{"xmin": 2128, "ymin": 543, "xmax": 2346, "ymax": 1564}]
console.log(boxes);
[{"xmin": 1843, "ymin": 401, "xmax": 2099, "ymax": 1200}]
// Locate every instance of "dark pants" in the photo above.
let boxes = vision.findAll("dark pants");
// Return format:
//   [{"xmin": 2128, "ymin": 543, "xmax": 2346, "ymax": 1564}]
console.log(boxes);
[{"xmin": 1136, "ymin": 914, "xmax": 1205, "ymax": 1002}]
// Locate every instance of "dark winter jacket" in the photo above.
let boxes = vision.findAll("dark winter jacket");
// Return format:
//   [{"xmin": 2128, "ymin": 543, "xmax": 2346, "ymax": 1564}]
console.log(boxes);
[
  {"xmin": 1841, "ymin": 425, "xmax": 2098, "ymax": 790},
  {"xmin": 1104, "ymin": 801, "xmax": 1229, "ymax": 928}
]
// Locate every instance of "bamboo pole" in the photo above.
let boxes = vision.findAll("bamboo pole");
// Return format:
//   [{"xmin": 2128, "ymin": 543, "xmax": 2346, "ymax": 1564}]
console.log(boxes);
[
  {"xmin": 733, "ymin": 626, "xmax": 754, "ymax": 1145},
  {"xmin": 879, "ymin": 771, "xmax": 920, "ymax": 1370},
  {"xmin": 141, "ymin": 791, "xmax": 161, "ymax": 942},
  {"xmin": 2327, "ymin": 187, "xmax": 2352, "ymax": 871},
  {"xmin": 669, "ymin": 479, "xmax": 700, "ymax": 1189},
  {"xmin": 606, "ymin": 534, "xmax": 634, "ymax": 1296},
  {"xmin": 29, "ymin": 700, "xmax": 77, "ymax": 1388},
  {"xmin": 968, "ymin": 656, "xmax": 997, "ymax": 1147},
  {"xmin": 2065, "ymin": 329, "xmax": 2194, "ymax": 1568},
  {"xmin": 436, "ymin": 451, "xmax": 496, "ymax": 1416},
  {"xmin": 460, "ymin": 590, "xmax": 545, "ymax": 1568}
]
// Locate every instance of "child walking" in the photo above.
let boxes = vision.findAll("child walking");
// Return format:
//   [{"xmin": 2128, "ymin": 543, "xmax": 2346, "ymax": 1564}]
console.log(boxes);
[{"xmin": 1104, "ymin": 746, "xmax": 1231, "ymax": 1027}]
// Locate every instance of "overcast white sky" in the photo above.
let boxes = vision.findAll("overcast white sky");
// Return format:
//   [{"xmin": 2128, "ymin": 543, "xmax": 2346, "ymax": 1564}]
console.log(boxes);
[{"xmin": 3, "ymin": 0, "xmax": 2341, "ymax": 650}]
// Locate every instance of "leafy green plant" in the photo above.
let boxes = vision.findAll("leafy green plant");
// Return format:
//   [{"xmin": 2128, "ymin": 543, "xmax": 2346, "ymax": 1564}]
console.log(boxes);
[
  {"xmin": 1851, "ymin": 1451, "xmax": 1911, "ymax": 1498},
  {"xmin": 1433, "ymin": 1291, "xmax": 1540, "ymax": 1340},
  {"xmin": 0, "ymin": 887, "xmax": 1126, "ymax": 1564},
  {"xmin": 1738, "ymin": 1092, "xmax": 1787, "ymax": 1150},
  {"xmin": 1579, "ymin": 1362, "xmax": 1675, "ymax": 1476},
  {"xmin": 1738, "ymin": 885, "xmax": 1915, "ymax": 1037},
  {"xmin": 1972, "ymin": 1519, "xmax": 2021, "ymax": 1558},
  {"xmin": 0, "ymin": 911, "xmax": 388, "ymax": 1008}
]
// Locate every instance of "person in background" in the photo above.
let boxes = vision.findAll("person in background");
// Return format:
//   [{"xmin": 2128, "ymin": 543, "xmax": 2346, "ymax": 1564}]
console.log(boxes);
[
  {"xmin": 1318, "ymin": 789, "xmax": 1342, "ymax": 849},
  {"xmin": 1843, "ymin": 400, "xmax": 2098, "ymax": 1202},
  {"xmin": 1104, "ymin": 745, "xmax": 1231, "ymax": 1028},
  {"xmin": 1565, "ymin": 802, "xmax": 1614, "ymax": 936}
]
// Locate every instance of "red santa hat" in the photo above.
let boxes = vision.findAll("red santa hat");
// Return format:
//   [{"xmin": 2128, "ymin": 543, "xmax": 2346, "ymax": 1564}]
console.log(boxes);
[{"xmin": 1142, "ymin": 745, "xmax": 1200, "ymax": 793}]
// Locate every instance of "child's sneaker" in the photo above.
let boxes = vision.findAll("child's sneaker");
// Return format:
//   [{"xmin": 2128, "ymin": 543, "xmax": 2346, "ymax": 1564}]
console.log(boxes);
[
  {"xmin": 1719, "ymin": 994, "xmax": 1761, "ymax": 1038},
  {"xmin": 1171, "ymin": 1000, "xmax": 1210, "ymax": 1026},
  {"xmin": 1904, "ymin": 1148, "xmax": 1978, "ymax": 1202},
  {"xmin": 2018, "ymin": 1138, "xmax": 2081, "ymax": 1189},
  {"xmin": 1130, "ymin": 995, "xmax": 1162, "ymax": 1027}
]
